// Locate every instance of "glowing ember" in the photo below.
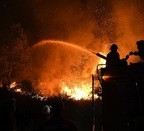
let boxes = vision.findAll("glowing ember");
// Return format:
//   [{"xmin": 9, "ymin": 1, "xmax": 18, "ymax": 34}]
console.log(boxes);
[
  {"xmin": 10, "ymin": 82, "xmax": 17, "ymax": 89},
  {"xmin": 15, "ymin": 88, "xmax": 22, "ymax": 93}
]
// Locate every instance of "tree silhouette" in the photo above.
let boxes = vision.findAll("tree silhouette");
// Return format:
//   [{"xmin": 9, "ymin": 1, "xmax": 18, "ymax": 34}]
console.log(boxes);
[{"xmin": 0, "ymin": 23, "xmax": 32, "ymax": 88}]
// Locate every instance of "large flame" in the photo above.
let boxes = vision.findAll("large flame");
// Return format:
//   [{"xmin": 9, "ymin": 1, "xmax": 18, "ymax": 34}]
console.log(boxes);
[
  {"xmin": 29, "ymin": 40, "xmax": 105, "ymax": 100},
  {"xmin": 61, "ymin": 82, "xmax": 92, "ymax": 100}
]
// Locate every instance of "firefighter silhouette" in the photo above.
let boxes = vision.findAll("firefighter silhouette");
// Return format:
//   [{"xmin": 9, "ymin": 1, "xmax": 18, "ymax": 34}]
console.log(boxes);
[
  {"xmin": 129, "ymin": 40, "xmax": 144, "ymax": 61},
  {"xmin": 106, "ymin": 44, "xmax": 120, "ymax": 67},
  {"xmin": 36, "ymin": 100, "xmax": 78, "ymax": 131},
  {"xmin": 106, "ymin": 44, "xmax": 129, "ymax": 68}
]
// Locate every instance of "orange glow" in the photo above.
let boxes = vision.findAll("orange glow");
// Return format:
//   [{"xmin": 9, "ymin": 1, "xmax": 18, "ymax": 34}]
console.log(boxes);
[
  {"xmin": 60, "ymin": 52, "xmax": 106, "ymax": 100},
  {"xmin": 61, "ymin": 82, "xmax": 92, "ymax": 100},
  {"xmin": 3, "ymin": 0, "xmax": 144, "ymax": 101},
  {"xmin": 10, "ymin": 40, "xmax": 108, "ymax": 100},
  {"xmin": 97, "ymin": 52, "xmax": 106, "ymax": 68},
  {"xmin": 10, "ymin": 82, "xmax": 22, "ymax": 93},
  {"xmin": 102, "ymin": 75, "xmax": 111, "ymax": 81},
  {"xmin": 15, "ymin": 88, "xmax": 22, "ymax": 93},
  {"xmin": 29, "ymin": 40, "xmax": 109, "ymax": 100},
  {"xmin": 10, "ymin": 82, "xmax": 17, "ymax": 89},
  {"xmin": 61, "ymin": 82, "xmax": 99, "ymax": 100}
]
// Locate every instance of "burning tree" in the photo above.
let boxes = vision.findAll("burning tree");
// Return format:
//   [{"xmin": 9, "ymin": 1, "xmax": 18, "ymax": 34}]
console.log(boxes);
[{"xmin": 0, "ymin": 23, "xmax": 32, "ymax": 88}]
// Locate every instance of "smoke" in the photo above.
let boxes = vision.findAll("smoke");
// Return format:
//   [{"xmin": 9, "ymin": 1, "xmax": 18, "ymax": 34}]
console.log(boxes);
[
  {"xmin": 1, "ymin": 0, "xmax": 144, "ymax": 51},
  {"xmin": 30, "ymin": 40, "xmax": 97, "ymax": 96},
  {"xmin": 29, "ymin": 0, "xmax": 144, "ymax": 59},
  {"xmin": 111, "ymin": 0, "xmax": 144, "ymax": 62},
  {"xmin": 25, "ymin": 0, "xmax": 144, "ymax": 96},
  {"xmin": 28, "ymin": 1, "xmax": 108, "ymax": 47}
]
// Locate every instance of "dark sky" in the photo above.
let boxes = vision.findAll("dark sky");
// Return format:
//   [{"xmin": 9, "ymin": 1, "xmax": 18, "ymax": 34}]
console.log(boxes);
[
  {"xmin": 0, "ymin": 0, "xmax": 39, "ymax": 45},
  {"xmin": 1, "ymin": 0, "xmax": 144, "ymax": 48}
]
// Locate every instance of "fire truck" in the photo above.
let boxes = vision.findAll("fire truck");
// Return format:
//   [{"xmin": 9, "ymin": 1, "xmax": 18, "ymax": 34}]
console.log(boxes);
[{"xmin": 92, "ymin": 62, "xmax": 144, "ymax": 131}]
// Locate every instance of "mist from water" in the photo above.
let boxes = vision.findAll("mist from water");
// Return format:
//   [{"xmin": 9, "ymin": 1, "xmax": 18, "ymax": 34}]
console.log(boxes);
[{"xmin": 30, "ymin": 40, "xmax": 98, "ymax": 96}]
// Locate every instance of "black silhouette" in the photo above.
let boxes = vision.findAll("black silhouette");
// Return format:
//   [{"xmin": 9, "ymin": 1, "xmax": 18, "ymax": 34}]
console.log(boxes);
[
  {"xmin": 0, "ymin": 98, "xmax": 17, "ymax": 131},
  {"xmin": 106, "ymin": 44, "xmax": 120, "ymax": 67},
  {"xmin": 36, "ymin": 100, "xmax": 78, "ymax": 131},
  {"xmin": 30, "ymin": 105, "xmax": 51, "ymax": 131},
  {"xmin": 129, "ymin": 40, "xmax": 144, "ymax": 61},
  {"xmin": 106, "ymin": 44, "xmax": 129, "ymax": 68}
]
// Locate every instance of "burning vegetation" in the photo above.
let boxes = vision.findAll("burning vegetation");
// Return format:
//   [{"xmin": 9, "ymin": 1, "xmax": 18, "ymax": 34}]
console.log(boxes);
[{"xmin": 30, "ymin": 40, "xmax": 101, "ymax": 100}]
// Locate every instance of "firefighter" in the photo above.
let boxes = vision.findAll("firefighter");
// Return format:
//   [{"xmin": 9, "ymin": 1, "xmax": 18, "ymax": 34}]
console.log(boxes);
[
  {"xmin": 36, "ymin": 100, "xmax": 79, "ymax": 131},
  {"xmin": 106, "ymin": 44, "xmax": 121, "ymax": 68},
  {"xmin": 106, "ymin": 44, "xmax": 129, "ymax": 68},
  {"xmin": 130, "ymin": 40, "xmax": 144, "ymax": 60}
]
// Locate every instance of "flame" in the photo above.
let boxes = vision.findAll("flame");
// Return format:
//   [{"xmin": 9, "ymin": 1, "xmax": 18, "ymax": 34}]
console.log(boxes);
[
  {"xmin": 61, "ymin": 82, "xmax": 92, "ymax": 100},
  {"xmin": 10, "ymin": 82, "xmax": 22, "ymax": 93},
  {"xmin": 10, "ymin": 82, "xmax": 17, "ymax": 89},
  {"xmin": 10, "ymin": 41, "xmax": 107, "ymax": 101},
  {"xmin": 15, "ymin": 88, "xmax": 22, "ymax": 93},
  {"xmin": 60, "ymin": 52, "xmax": 106, "ymax": 100},
  {"xmin": 27, "ymin": 40, "xmax": 109, "ymax": 100}
]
